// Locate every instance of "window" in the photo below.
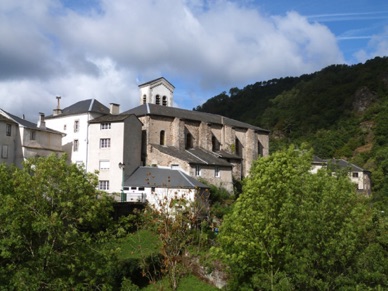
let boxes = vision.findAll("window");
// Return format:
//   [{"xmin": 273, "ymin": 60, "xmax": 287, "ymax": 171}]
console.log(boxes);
[
  {"xmin": 1, "ymin": 145, "xmax": 8, "ymax": 158},
  {"xmin": 74, "ymin": 120, "xmax": 79, "ymax": 132},
  {"xmin": 100, "ymin": 123, "xmax": 111, "ymax": 130},
  {"xmin": 171, "ymin": 164, "xmax": 180, "ymax": 170},
  {"xmin": 155, "ymin": 95, "xmax": 160, "ymax": 105},
  {"xmin": 63, "ymin": 124, "xmax": 67, "ymax": 131},
  {"xmin": 195, "ymin": 165, "xmax": 201, "ymax": 176},
  {"xmin": 215, "ymin": 166, "xmax": 220, "ymax": 177},
  {"xmin": 6, "ymin": 124, "xmax": 11, "ymax": 136},
  {"xmin": 235, "ymin": 137, "xmax": 241, "ymax": 156},
  {"xmin": 212, "ymin": 135, "xmax": 220, "ymax": 151},
  {"xmin": 30, "ymin": 130, "xmax": 36, "ymax": 140},
  {"xmin": 162, "ymin": 96, "xmax": 167, "ymax": 106},
  {"xmin": 99, "ymin": 180, "xmax": 109, "ymax": 190},
  {"xmin": 100, "ymin": 138, "xmax": 111, "ymax": 148},
  {"xmin": 143, "ymin": 94, "xmax": 147, "ymax": 104},
  {"xmin": 73, "ymin": 139, "xmax": 79, "ymax": 151},
  {"xmin": 160, "ymin": 130, "xmax": 165, "ymax": 145},
  {"xmin": 258, "ymin": 140, "xmax": 264, "ymax": 156},
  {"xmin": 99, "ymin": 160, "xmax": 110, "ymax": 170},
  {"xmin": 186, "ymin": 132, "xmax": 193, "ymax": 149},
  {"xmin": 352, "ymin": 172, "xmax": 359, "ymax": 178}
]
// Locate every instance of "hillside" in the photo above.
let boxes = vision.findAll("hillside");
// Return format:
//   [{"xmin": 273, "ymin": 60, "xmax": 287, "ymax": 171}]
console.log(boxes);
[{"xmin": 195, "ymin": 56, "xmax": 388, "ymax": 198}]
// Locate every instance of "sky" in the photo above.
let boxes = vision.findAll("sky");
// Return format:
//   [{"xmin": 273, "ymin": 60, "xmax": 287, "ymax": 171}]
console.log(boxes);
[{"xmin": 1, "ymin": 0, "xmax": 388, "ymax": 122}]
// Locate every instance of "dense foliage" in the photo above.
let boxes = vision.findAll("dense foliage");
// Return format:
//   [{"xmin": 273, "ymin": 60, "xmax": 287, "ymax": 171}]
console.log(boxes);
[
  {"xmin": 0, "ymin": 155, "xmax": 118, "ymax": 289},
  {"xmin": 195, "ymin": 56, "xmax": 388, "ymax": 204},
  {"xmin": 214, "ymin": 147, "xmax": 387, "ymax": 290}
]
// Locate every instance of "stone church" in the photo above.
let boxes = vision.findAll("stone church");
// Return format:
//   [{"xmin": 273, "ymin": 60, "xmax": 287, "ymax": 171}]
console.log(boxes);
[{"xmin": 123, "ymin": 77, "xmax": 269, "ymax": 192}]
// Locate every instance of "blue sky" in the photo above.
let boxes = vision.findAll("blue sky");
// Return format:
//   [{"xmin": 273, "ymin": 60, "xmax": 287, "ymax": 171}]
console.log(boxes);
[{"xmin": 1, "ymin": 0, "xmax": 387, "ymax": 121}]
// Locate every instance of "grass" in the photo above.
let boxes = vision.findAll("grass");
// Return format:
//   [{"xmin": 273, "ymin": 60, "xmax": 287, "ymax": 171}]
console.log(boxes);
[
  {"xmin": 142, "ymin": 274, "xmax": 218, "ymax": 291},
  {"xmin": 114, "ymin": 228, "xmax": 220, "ymax": 290},
  {"xmin": 116, "ymin": 229, "xmax": 160, "ymax": 260}
]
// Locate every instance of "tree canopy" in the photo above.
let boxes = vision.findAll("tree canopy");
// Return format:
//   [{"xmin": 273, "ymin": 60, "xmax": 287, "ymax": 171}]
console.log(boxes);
[
  {"xmin": 0, "ymin": 155, "xmax": 118, "ymax": 289},
  {"xmin": 214, "ymin": 146, "xmax": 387, "ymax": 290}
]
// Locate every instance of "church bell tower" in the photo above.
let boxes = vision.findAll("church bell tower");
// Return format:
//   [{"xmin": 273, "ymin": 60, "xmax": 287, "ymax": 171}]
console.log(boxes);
[{"xmin": 138, "ymin": 77, "xmax": 174, "ymax": 107}]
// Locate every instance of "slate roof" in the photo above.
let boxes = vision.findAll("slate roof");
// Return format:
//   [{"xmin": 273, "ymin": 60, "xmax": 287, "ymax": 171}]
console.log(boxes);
[
  {"xmin": 89, "ymin": 114, "xmax": 134, "ymax": 123},
  {"xmin": 138, "ymin": 77, "xmax": 175, "ymax": 89},
  {"xmin": 0, "ymin": 109, "xmax": 63, "ymax": 134},
  {"xmin": 46, "ymin": 99, "xmax": 109, "ymax": 118},
  {"xmin": 312, "ymin": 155, "xmax": 326, "ymax": 164},
  {"xmin": 124, "ymin": 166, "xmax": 209, "ymax": 189},
  {"xmin": 151, "ymin": 144, "xmax": 233, "ymax": 167},
  {"xmin": 327, "ymin": 159, "xmax": 367, "ymax": 172},
  {"xmin": 122, "ymin": 103, "xmax": 270, "ymax": 133}
]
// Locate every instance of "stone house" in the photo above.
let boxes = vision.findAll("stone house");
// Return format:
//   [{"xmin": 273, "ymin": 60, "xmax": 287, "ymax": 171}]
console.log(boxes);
[
  {"xmin": 328, "ymin": 158, "xmax": 372, "ymax": 195},
  {"xmin": 0, "ymin": 109, "xmax": 64, "ymax": 167}
]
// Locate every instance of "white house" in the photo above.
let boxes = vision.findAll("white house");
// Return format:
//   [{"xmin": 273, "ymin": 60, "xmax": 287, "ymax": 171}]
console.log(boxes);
[
  {"xmin": 45, "ymin": 98, "xmax": 111, "ymax": 167},
  {"xmin": 123, "ymin": 166, "xmax": 209, "ymax": 213},
  {"xmin": 88, "ymin": 113, "xmax": 142, "ymax": 198},
  {"xmin": 0, "ymin": 109, "xmax": 64, "ymax": 167}
]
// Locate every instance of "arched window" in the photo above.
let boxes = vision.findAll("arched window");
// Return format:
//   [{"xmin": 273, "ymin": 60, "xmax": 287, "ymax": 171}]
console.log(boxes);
[
  {"xmin": 162, "ymin": 96, "xmax": 167, "ymax": 106},
  {"xmin": 143, "ymin": 94, "xmax": 147, "ymax": 104},
  {"xmin": 186, "ymin": 133, "xmax": 193, "ymax": 149},
  {"xmin": 155, "ymin": 95, "xmax": 160, "ymax": 105},
  {"xmin": 160, "ymin": 130, "xmax": 165, "ymax": 146}
]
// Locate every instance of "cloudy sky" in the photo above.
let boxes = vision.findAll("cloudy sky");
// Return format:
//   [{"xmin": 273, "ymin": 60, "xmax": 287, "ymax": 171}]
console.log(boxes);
[{"xmin": 1, "ymin": 0, "xmax": 388, "ymax": 121}]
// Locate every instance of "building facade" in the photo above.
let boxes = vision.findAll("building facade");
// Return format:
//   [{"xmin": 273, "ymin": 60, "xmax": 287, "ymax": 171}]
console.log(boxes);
[{"xmin": 0, "ymin": 109, "xmax": 64, "ymax": 167}]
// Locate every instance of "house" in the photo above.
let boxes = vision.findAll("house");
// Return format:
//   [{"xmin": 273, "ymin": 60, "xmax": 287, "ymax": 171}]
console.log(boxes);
[
  {"xmin": 45, "ymin": 97, "xmax": 111, "ymax": 166},
  {"xmin": 0, "ymin": 109, "xmax": 64, "ymax": 167},
  {"xmin": 88, "ymin": 113, "xmax": 142, "ymax": 196},
  {"xmin": 123, "ymin": 166, "xmax": 209, "ymax": 214},
  {"xmin": 310, "ymin": 156, "xmax": 372, "ymax": 195},
  {"xmin": 310, "ymin": 155, "xmax": 327, "ymax": 174},
  {"xmin": 327, "ymin": 159, "xmax": 372, "ymax": 195}
]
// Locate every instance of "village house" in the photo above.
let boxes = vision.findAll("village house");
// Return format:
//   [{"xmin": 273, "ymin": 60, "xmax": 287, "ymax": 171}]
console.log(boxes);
[{"xmin": 0, "ymin": 109, "xmax": 64, "ymax": 167}]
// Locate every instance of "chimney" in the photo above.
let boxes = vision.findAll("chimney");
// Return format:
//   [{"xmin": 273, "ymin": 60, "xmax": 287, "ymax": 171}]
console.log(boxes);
[
  {"xmin": 110, "ymin": 103, "xmax": 120, "ymax": 115},
  {"xmin": 53, "ymin": 96, "xmax": 63, "ymax": 116},
  {"xmin": 37, "ymin": 112, "xmax": 46, "ymax": 129}
]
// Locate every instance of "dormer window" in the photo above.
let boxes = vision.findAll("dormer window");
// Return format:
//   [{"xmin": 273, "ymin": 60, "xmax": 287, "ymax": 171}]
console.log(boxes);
[{"xmin": 155, "ymin": 95, "xmax": 160, "ymax": 105}]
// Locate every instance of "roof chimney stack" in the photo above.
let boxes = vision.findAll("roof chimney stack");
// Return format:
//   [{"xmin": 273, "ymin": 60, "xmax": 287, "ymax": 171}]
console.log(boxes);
[
  {"xmin": 53, "ymin": 96, "xmax": 63, "ymax": 116},
  {"xmin": 37, "ymin": 112, "xmax": 46, "ymax": 129},
  {"xmin": 110, "ymin": 103, "xmax": 120, "ymax": 115}
]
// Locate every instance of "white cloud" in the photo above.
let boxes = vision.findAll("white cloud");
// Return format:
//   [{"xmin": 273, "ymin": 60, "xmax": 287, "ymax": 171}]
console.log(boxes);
[
  {"xmin": 354, "ymin": 27, "xmax": 388, "ymax": 63},
  {"xmin": 0, "ymin": 0, "xmax": 344, "ymax": 121}
]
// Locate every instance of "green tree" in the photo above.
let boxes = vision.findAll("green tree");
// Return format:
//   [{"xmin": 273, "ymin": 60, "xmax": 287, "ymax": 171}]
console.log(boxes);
[
  {"xmin": 0, "ymin": 155, "xmax": 118, "ymax": 289},
  {"xmin": 214, "ymin": 146, "xmax": 384, "ymax": 290}
]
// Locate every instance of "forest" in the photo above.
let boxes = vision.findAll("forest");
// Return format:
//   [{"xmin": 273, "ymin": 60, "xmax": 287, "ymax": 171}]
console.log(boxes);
[{"xmin": 195, "ymin": 56, "xmax": 388, "ymax": 205}]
